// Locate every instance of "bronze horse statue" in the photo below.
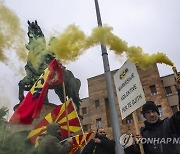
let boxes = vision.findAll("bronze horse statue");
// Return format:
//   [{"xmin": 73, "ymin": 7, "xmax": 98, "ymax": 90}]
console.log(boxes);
[{"xmin": 18, "ymin": 20, "xmax": 81, "ymax": 110}]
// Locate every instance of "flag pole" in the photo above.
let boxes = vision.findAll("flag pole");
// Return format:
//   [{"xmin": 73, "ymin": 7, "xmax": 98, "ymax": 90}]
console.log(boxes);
[
  {"xmin": 94, "ymin": 0, "xmax": 124, "ymax": 153},
  {"xmin": 132, "ymin": 111, "xmax": 144, "ymax": 154},
  {"xmin": 71, "ymin": 99, "xmax": 87, "ymax": 145},
  {"xmin": 63, "ymin": 82, "xmax": 70, "ymax": 137}
]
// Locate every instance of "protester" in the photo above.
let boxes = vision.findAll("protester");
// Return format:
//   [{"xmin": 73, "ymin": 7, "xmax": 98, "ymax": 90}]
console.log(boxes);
[
  {"xmin": 124, "ymin": 143, "xmax": 140, "ymax": 154},
  {"xmin": 81, "ymin": 127, "xmax": 115, "ymax": 154},
  {"xmin": 38, "ymin": 123, "xmax": 73, "ymax": 154},
  {"xmin": 140, "ymin": 101, "xmax": 180, "ymax": 154}
]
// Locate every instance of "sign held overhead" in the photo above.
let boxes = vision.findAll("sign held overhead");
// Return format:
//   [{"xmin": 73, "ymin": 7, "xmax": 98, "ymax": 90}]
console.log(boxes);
[{"xmin": 114, "ymin": 60, "xmax": 146, "ymax": 119}]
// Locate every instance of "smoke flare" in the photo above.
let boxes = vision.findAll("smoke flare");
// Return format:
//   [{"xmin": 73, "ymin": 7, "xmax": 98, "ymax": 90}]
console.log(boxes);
[{"xmin": 0, "ymin": 2, "xmax": 27, "ymax": 64}]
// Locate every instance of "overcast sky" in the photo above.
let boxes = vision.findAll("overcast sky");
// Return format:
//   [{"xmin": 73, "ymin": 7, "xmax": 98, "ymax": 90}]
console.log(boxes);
[{"xmin": 1, "ymin": 0, "xmax": 180, "ymax": 116}]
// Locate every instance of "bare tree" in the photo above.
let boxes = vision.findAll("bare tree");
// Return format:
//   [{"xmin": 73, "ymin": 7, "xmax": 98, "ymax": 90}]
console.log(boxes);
[{"xmin": 0, "ymin": 107, "xmax": 9, "ymax": 124}]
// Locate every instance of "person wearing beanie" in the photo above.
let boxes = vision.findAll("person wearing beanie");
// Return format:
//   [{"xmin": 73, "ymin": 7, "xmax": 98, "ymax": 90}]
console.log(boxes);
[
  {"xmin": 140, "ymin": 101, "xmax": 180, "ymax": 154},
  {"xmin": 142, "ymin": 101, "xmax": 160, "ymax": 124},
  {"xmin": 38, "ymin": 123, "xmax": 73, "ymax": 154}
]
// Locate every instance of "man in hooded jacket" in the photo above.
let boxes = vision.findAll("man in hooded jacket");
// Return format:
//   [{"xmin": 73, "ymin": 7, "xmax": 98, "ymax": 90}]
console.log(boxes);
[
  {"xmin": 38, "ymin": 123, "xmax": 73, "ymax": 154},
  {"xmin": 141, "ymin": 101, "xmax": 180, "ymax": 154}
]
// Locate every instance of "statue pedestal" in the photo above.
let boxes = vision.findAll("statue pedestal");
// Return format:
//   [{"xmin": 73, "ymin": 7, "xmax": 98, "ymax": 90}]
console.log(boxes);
[{"xmin": 9, "ymin": 103, "xmax": 58, "ymax": 134}]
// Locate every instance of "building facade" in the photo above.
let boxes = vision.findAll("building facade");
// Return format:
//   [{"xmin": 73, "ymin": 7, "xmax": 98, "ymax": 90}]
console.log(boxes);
[{"xmin": 80, "ymin": 64, "xmax": 178, "ymax": 139}]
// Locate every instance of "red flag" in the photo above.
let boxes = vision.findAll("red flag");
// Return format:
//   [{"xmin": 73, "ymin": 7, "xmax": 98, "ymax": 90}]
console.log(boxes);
[
  {"xmin": 9, "ymin": 59, "xmax": 64, "ymax": 124},
  {"xmin": 27, "ymin": 99, "xmax": 82, "ymax": 146}
]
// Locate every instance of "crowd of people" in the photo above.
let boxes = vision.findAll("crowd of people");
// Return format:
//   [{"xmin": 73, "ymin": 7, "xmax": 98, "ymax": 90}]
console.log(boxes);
[
  {"xmin": 37, "ymin": 98, "xmax": 180, "ymax": 154},
  {"xmin": 36, "ymin": 80, "xmax": 180, "ymax": 154}
]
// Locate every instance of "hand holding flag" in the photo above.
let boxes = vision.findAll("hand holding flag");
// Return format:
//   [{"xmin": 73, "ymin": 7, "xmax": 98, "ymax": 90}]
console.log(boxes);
[{"xmin": 68, "ymin": 131, "xmax": 95, "ymax": 154}]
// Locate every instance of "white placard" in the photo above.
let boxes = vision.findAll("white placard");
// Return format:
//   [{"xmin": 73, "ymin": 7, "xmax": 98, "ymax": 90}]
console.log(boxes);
[{"xmin": 114, "ymin": 60, "xmax": 146, "ymax": 119}]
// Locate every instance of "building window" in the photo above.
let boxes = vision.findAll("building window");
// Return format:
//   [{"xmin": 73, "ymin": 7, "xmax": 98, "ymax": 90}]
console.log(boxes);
[
  {"xmin": 158, "ymin": 105, "xmax": 163, "ymax": 117},
  {"xmin": 165, "ymin": 86, "xmax": 173, "ymax": 96},
  {"xmin": 95, "ymin": 100, "xmax": 100, "ymax": 109},
  {"xmin": 82, "ymin": 107, "xmax": 87, "ymax": 115},
  {"xmin": 83, "ymin": 124, "xmax": 88, "ymax": 132},
  {"xmin": 150, "ymin": 85, "xmax": 157, "ymax": 95},
  {"xmin": 125, "ymin": 114, "xmax": 133, "ymax": 124},
  {"xmin": 171, "ymin": 105, "xmax": 178, "ymax": 113},
  {"xmin": 96, "ymin": 118, "xmax": 102, "ymax": 128}
]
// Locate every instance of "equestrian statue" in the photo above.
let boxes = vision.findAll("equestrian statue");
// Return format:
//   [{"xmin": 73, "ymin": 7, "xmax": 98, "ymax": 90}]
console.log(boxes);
[{"xmin": 18, "ymin": 20, "xmax": 81, "ymax": 111}]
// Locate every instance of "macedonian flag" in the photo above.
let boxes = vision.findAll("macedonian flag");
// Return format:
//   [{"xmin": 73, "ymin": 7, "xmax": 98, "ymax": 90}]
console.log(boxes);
[
  {"xmin": 27, "ymin": 99, "xmax": 82, "ymax": 146},
  {"xmin": 9, "ymin": 59, "xmax": 64, "ymax": 124},
  {"xmin": 69, "ymin": 131, "xmax": 95, "ymax": 154}
]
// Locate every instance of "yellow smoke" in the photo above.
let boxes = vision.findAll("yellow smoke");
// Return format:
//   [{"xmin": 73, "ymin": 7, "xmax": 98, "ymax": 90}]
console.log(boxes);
[
  {"xmin": 0, "ymin": 2, "xmax": 27, "ymax": 64},
  {"xmin": 85, "ymin": 26, "xmax": 128, "ymax": 53},
  {"xmin": 27, "ymin": 37, "xmax": 48, "ymax": 70},
  {"xmin": 126, "ymin": 46, "xmax": 174, "ymax": 69},
  {"xmin": 86, "ymin": 26, "xmax": 173, "ymax": 68},
  {"xmin": 48, "ymin": 24, "xmax": 86, "ymax": 64},
  {"xmin": 49, "ymin": 25, "xmax": 173, "ymax": 69},
  {"xmin": 0, "ymin": 1, "xmax": 173, "ymax": 70}
]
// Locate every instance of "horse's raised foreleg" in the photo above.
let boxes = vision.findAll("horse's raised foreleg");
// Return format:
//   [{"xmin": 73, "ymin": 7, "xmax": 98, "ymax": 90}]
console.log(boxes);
[
  {"xmin": 54, "ymin": 84, "xmax": 65, "ymax": 103},
  {"xmin": 18, "ymin": 80, "xmax": 25, "ymax": 103}
]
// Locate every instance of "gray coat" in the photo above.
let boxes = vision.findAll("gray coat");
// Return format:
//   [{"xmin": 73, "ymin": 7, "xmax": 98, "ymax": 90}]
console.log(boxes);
[{"xmin": 38, "ymin": 123, "xmax": 72, "ymax": 154}]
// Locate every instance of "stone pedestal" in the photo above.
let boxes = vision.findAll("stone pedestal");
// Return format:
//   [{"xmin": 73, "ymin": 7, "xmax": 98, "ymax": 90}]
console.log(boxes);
[{"xmin": 9, "ymin": 103, "xmax": 58, "ymax": 134}]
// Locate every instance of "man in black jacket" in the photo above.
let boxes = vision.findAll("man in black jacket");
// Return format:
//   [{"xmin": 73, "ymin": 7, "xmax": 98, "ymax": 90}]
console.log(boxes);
[
  {"xmin": 141, "ymin": 101, "xmax": 180, "ymax": 154},
  {"xmin": 81, "ymin": 128, "xmax": 115, "ymax": 154}
]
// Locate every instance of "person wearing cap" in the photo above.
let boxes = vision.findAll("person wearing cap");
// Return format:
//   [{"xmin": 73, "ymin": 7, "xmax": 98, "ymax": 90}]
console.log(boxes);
[
  {"xmin": 38, "ymin": 123, "xmax": 73, "ymax": 154},
  {"xmin": 81, "ymin": 127, "xmax": 115, "ymax": 154},
  {"xmin": 141, "ymin": 101, "xmax": 180, "ymax": 154}
]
